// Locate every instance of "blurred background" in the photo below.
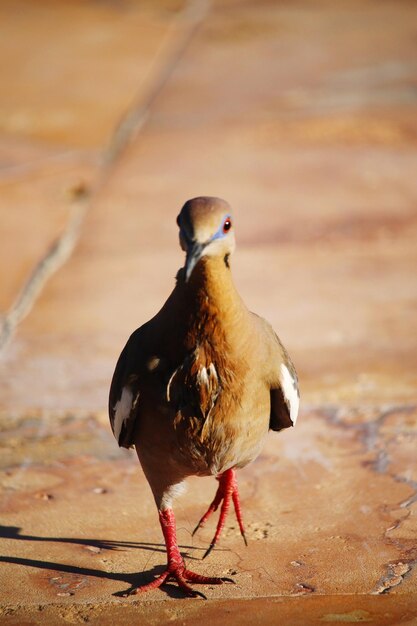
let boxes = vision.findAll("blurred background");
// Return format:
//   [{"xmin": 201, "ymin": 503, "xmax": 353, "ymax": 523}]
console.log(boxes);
[{"xmin": 0, "ymin": 0, "xmax": 416, "ymax": 622}]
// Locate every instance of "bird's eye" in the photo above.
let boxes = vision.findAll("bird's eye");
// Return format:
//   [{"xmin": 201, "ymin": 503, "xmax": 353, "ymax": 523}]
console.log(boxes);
[{"xmin": 223, "ymin": 218, "xmax": 232, "ymax": 233}]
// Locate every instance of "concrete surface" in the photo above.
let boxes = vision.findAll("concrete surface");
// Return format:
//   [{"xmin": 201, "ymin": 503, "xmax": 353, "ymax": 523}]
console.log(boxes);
[{"xmin": 0, "ymin": 0, "xmax": 416, "ymax": 624}]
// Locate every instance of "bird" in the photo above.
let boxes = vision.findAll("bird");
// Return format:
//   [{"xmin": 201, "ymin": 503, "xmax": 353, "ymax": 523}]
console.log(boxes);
[{"xmin": 109, "ymin": 196, "xmax": 299, "ymax": 598}]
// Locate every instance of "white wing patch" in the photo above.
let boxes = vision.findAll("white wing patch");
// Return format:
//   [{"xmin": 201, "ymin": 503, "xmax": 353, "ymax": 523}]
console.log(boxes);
[
  {"xmin": 208, "ymin": 362, "xmax": 218, "ymax": 382},
  {"xmin": 113, "ymin": 386, "xmax": 133, "ymax": 442},
  {"xmin": 198, "ymin": 363, "xmax": 218, "ymax": 388},
  {"xmin": 198, "ymin": 366, "xmax": 209, "ymax": 386},
  {"xmin": 280, "ymin": 363, "xmax": 299, "ymax": 425}
]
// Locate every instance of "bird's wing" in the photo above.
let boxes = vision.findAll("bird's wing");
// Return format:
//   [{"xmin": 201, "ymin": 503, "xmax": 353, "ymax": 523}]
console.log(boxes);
[
  {"xmin": 252, "ymin": 314, "xmax": 300, "ymax": 432},
  {"xmin": 269, "ymin": 351, "xmax": 299, "ymax": 431},
  {"xmin": 109, "ymin": 327, "xmax": 145, "ymax": 449}
]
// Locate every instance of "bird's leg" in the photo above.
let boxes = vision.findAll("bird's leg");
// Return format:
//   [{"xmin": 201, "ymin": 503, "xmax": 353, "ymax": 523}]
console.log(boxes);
[
  {"xmin": 192, "ymin": 468, "xmax": 247, "ymax": 558},
  {"xmin": 126, "ymin": 508, "xmax": 233, "ymax": 598}
]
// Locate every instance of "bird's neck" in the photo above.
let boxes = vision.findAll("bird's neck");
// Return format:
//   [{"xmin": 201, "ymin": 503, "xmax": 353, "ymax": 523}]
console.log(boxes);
[
  {"xmin": 179, "ymin": 255, "xmax": 246, "ymax": 347},
  {"xmin": 185, "ymin": 255, "xmax": 238, "ymax": 306}
]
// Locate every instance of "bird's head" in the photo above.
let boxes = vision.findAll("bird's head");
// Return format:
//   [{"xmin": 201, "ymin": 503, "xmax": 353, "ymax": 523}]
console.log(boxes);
[{"xmin": 177, "ymin": 196, "xmax": 236, "ymax": 282}]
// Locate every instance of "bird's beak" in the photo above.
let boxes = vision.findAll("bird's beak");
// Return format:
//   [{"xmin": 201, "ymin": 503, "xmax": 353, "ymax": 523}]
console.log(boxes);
[{"xmin": 185, "ymin": 241, "xmax": 205, "ymax": 282}]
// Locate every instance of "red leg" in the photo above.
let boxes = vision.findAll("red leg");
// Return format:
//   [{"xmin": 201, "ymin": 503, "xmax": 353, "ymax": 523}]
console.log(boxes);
[
  {"xmin": 125, "ymin": 508, "xmax": 233, "ymax": 598},
  {"xmin": 193, "ymin": 468, "xmax": 247, "ymax": 558}
]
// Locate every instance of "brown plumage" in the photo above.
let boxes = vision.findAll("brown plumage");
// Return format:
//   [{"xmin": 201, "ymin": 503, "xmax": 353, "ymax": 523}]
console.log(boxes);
[{"xmin": 109, "ymin": 196, "xmax": 299, "ymax": 597}]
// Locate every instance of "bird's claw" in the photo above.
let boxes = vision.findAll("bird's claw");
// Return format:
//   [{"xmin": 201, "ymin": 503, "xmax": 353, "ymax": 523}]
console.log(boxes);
[
  {"xmin": 202, "ymin": 543, "xmax": 215, "ymax": 559},
  {"xmin": 220, "ymin": 577, "xmax": 235, "ymax": 584}
]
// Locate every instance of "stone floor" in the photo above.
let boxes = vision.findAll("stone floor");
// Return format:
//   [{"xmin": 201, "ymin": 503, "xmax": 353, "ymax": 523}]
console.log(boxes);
[{"xmin": 1, "ymin": 0, "xmax": 416, "ymax": 624}]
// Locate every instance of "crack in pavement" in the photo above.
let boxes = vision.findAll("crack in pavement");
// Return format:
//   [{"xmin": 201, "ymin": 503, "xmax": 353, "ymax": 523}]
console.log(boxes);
[
  {"xmin": 0, "ymin": 0, "xmax": 210, "ymax": 355},
  {"xmin": 0, "ymin": 200, "xmax": 87, "ymax": 353}
]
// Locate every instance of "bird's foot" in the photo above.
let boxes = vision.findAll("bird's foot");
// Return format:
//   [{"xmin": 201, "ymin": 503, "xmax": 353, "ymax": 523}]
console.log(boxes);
[
  {"xmin": 124, "ymin": 562, "xmax": 234, "ymax": 599},
  {"xmin": 192, "ymin": 468, "xmax": 247, "ymax": 557},
  {"xmin": 123, "ymin": 508, "xmax": 234, "ymax": 598}
]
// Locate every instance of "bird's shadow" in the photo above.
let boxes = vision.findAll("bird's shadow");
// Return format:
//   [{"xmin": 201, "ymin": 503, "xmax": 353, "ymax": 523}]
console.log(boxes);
[{"xmin": 0, "ymin": 525, "xmax": 216, "ymax": 599}]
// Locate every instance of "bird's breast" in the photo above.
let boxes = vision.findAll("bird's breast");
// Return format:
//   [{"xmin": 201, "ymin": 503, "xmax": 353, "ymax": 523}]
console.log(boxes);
[
  {"xmin": 166, "ymin": 346, "xmax": 268, "ymax": 476},
  {"xmin": 167, "ymin": 349, "xmax": 221, "ymax": 423}
]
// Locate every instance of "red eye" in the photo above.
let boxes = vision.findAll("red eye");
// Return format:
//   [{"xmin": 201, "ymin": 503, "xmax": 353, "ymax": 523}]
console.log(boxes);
[{"xmin": 223, "ymin": 218, "xmax": 232, "ymax": 233}]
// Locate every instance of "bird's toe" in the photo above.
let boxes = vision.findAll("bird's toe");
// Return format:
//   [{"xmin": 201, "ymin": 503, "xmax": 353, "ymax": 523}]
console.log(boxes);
[{"xmin": 183, "ymin": 569, "xmax": 233, "ymax": 585}]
